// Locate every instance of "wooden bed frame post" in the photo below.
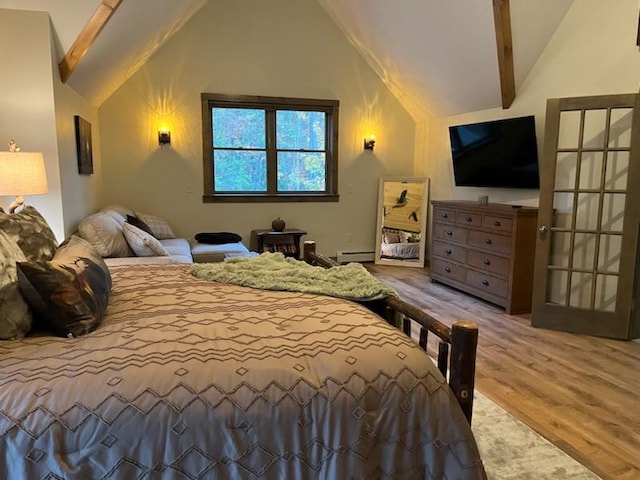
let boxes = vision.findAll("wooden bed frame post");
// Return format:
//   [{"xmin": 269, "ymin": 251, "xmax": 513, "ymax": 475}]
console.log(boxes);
[
  {"xmin": 303, "ymin": 240, "xmax": 317, "ymax": 261},
  {"xmin": 449, "ymin": 321, "xmax": 479, "ymax": 423},
  {"xmin": 303, "ymin": 240, "xmax": 479, "ymax": 424}
]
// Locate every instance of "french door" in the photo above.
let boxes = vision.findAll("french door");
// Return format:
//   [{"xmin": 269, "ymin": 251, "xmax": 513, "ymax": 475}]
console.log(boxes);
[{"xmin": 531, "ymin": 94, "xmax": 640, "ymax": 339}]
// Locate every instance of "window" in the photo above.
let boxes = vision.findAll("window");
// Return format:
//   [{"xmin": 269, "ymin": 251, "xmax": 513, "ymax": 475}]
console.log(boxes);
[{"xmin": 201, "ymin": 93, "xmax": 339, "ymax": 202}]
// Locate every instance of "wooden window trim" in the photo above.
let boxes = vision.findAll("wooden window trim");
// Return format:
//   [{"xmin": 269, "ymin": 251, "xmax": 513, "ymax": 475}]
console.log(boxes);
[{"xmin": 201, "ymin": 93, "xmax": 339, "ymax": 203}]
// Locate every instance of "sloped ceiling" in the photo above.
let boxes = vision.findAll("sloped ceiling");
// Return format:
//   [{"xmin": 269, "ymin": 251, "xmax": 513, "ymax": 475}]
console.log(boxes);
[
  {"xmin": 0, "ymin": 0, "xmax": 207, "ymax": 106},
  {"xmin": 0, "ymin": 0, "xmax": 572, "ymax": 116},
  {"xmin": 319, "ymin": 0, "xmax": 573, "ymax": 119}
]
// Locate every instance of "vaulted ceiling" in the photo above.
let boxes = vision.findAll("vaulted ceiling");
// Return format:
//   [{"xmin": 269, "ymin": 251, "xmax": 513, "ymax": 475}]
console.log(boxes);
[{"xmin": 0, "ymin": 0, "xmax": 573, "ymax": 119}]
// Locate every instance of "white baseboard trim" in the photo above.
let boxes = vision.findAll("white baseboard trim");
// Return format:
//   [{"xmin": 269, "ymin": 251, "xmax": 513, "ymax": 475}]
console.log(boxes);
[{"xmin": 336, "ymin": 250, "xmax": 375, "ymax": 263}]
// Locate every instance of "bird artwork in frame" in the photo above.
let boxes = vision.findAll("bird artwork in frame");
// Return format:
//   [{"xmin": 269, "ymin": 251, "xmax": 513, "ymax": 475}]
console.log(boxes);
[{"xmin": 74, "ymin": 115, "xmax": 93, "ymax": 175}]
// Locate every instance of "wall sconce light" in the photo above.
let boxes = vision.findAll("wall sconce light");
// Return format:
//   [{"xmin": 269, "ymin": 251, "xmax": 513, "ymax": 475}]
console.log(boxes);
[
  {"xmin": 364, "ymin": 135, "xmax": 376, "ymax": 151},
  {"xmin": 158, "ymin": 128, "xmax": 171, "ymax": 146}
]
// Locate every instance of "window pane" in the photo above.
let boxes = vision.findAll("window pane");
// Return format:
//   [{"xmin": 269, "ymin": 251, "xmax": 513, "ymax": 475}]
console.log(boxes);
[
  {"xmin": 276, "ymin": 110, "xmax": 325, "ymax": 150},
  {"xmin": 595, "ymin": 274, "xmax": 617, "ymax": 312},
  {"xmin": 546, "ymin": 270, "xmax": 567, "ymax": 305},
  {"xmin": 573, "ymin": 233, "xmax": 596, "ymax": 270},
  {"xmin": 558, "ymin": 111, "xmax": 581, "ymax": 149},
  {"xmin": 569, "ymin": 272, "xmax": 593, "ymax": 309},
  {"xmin": 214, "ymin": 150, "xmax": 266, "ymax": 191},
  {"xmin": 579, "ymin": 152, "xmax": 603, "ymax": 190},
  {"xmin": 604, "ymin": 151, "xmax": 629, "ymax": 190},
  {"xmin": 549, "ymin": 232, "xmax": 571, "ymax": 267},
  {"xmin": 575, "ymin": 193, "xmax": 598, "ymax": 231},
  {"xmin": 608, "ymin": 108, "xmax": 633, "ymax": 149},
  {"xmin": 212, "ymin": 108, "xmax": 265, "ymax": 148},
  {"xmin": 582, "ymin": 109, "xmax": 607, "ymax": 149},
  {"xmin": 277, "ymin": 152, "xmax": 325, "ymax": 191},
  {"xmin": 555, "ymin": 152, "xmax": 577, "ymax": 190}
]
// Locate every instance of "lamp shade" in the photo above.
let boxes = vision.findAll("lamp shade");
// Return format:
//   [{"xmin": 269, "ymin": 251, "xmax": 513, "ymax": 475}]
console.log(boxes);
[{"xmin": 0, "ymin": 151, "xmax": 48, "ymax": 196}]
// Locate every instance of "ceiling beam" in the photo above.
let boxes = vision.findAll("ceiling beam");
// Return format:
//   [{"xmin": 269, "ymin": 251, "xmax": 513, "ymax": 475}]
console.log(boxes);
[
  {"xmin": 492, "ymin": 0, "xmax": 515, "ymax": 109},
  {"xmin": 58, "ymin": 0, "xmax": 123, "ymax": 83}
]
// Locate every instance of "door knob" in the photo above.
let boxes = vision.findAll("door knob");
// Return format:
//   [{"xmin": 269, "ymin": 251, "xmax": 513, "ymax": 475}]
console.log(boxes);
[{"xmin": 539, "ymin": 225, "xmax": 549, "ymax": 233}]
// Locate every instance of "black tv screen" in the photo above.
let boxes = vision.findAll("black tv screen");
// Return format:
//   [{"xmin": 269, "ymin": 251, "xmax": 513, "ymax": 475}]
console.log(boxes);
[{"xmin": 449, "ymin": 115, "xmax": 540, "ymax": 189}]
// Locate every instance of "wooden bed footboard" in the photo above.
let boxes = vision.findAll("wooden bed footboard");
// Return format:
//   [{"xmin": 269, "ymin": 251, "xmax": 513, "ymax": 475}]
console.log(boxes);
[{"xmin": 303, "ymin": 241, "xmax": 479, "ymax": 424}]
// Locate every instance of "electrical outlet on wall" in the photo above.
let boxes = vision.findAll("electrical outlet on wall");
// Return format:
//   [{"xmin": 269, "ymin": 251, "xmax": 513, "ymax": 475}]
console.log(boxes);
[{"xmin": 346, "ymin": 233, "xmax": 353, "ymax": 243}]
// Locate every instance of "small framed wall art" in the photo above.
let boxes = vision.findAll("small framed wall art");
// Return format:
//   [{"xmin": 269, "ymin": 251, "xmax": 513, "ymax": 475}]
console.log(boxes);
[{"xmin": 74, "ymin": 115, "xmax": 93, "ymax": 175}]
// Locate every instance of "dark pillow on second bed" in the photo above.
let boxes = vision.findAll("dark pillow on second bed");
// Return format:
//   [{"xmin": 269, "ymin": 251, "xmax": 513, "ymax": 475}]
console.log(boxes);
[
  {"xmin": 195, "ymin": 232, "xmax": 242, "ymax": 245},
  {"xmin": 17, "ymin": 235, "xmax": 112, "ymax": 338},
  {"xmin": 126, "ymin": 214, "xmax": 156, "ymax": 237}
]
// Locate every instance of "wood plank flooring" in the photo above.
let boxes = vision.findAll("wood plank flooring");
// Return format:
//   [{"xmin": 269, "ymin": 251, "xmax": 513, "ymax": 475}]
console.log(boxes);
[{"xmin": 365, "ymin": 263, "xmax": 640, "ymax": 480}]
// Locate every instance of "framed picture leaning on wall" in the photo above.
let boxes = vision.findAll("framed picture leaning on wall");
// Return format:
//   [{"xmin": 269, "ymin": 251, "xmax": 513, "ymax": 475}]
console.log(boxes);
[{"xmin": 74, "ymin": 115, "xmax": 93, "ymax": 175}]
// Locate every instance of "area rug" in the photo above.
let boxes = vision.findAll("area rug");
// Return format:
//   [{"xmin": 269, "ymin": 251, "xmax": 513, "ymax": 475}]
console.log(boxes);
[{"xmin": 472, "ymin": 391, "xmax": 600, "ymax": 479}]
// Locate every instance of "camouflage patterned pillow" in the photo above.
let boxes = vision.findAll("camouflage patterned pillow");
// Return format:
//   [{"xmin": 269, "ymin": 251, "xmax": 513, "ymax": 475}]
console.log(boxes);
[
  {"xmin": 0, "ymin": 206, "xmax": 58, "ymax": 262},
  {"xmin": 0, "ymin": 231, "xmax": 33, "ymax": 339},
  {"xmin": 17, "ymin": 236, "xmax": 111, "ymax": 338}
]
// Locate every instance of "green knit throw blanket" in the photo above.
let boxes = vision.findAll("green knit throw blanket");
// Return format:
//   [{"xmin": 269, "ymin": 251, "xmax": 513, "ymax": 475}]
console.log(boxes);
[{"xmin": 190, "ymin": 252, "xmax": 398, "ymax": 301}]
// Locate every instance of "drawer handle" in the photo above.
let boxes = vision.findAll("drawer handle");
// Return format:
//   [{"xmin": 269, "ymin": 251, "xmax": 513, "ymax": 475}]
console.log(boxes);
[
  {"xmin": 445, "ymin": 267, "xmax": 451, "ymax": 273},
  {"xmin": 442, "ymin": 213, "xmax": 448, "ymax": 219},
  {"xmin": 482, "ymin": 280, "xmax": 489, "ymax": 286},
  {"xmin": 485, "ymin": 238, "xmax": 492, "ymax": 245},
  {"xmin": 446, "ymin": 230, "xmax": 453, "ymax": 236},
  {"xmin": 465, "ymin": 216, "xmax": 472, "ymax": 222},
  {"xmin": 446, "ymin": 249, "xmax": 452, "ymax": 255},
  {"xmin": 494, "ymin": 221, "xmax": 501, "ymax": 227},
  {"xmin": 483, "ymin": 259, "xmax": 491, "ymax": 265}
]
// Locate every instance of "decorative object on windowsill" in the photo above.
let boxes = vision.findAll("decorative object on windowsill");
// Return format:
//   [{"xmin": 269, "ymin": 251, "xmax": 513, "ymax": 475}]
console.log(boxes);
[
  {"xmin": 158, "ymin": 127, "xmax": 171, "ymax": 146},
  {"xmin": 271, "ymin": 217, "xmax": 286, "ymax": 232},
  {"xmin": 0, "ymin": 140, "xmax": 48, "ymax": 213},
  {"xmin": 364, "ymin": 135, "xmax": 376, "ymax": 151},
  {"xmin": 74, "ymin": 115, "xmax": 93, "ymax": 175}
]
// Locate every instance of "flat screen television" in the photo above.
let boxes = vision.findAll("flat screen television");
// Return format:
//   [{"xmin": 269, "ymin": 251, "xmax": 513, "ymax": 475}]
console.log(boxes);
[{"xmin": 448, "ymin": 115, "xmax": 540, "ymax": 189}]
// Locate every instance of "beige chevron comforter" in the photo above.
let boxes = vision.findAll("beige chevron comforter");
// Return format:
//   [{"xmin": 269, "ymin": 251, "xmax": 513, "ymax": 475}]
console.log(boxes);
[{"xmin": 0, "ymin": 264, "xmax": 485, "ymax": 479}]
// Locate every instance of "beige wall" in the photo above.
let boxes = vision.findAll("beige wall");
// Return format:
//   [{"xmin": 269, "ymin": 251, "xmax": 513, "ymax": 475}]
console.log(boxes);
[
  {"xmin": 0, "ymin": 8, "xmax": 100, "ymax": 241},
  {"xmin": 98, "ymin": 0, "xmax": 415, "ymax": 256},
  {"xmin": 52, "ymin": 68, "xmax": 102, "ymax": 237},
  {"xmin": 0, "ymin": 9, "xmax": 64, "ymax": 241},
  {"xmin": 422, "ymin": 0, "xmax": 640, "ymax": 206}
]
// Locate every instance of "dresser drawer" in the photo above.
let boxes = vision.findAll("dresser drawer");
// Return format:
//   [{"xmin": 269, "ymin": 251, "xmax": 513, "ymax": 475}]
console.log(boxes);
[
  {"xmin": 431, "ymin": 258, "xmax": 466, "ymax": 283},
  {"xmin": 466, "ymin": 270, "xmax": 508, "ymax": 299},
  {"xmin": 469, "ymin": 230, "xmax": 511, "ymax": 255},
  {"xmin": 483, "ymin": 215, "xmax": 513, "ymax": 233},
  {"xmin": 457, "ymin": 212, "xmax": 482, "ymax": 227},
  {"xmin": 433, "ymin": 224, "xmax": 468, "ymax": 244},
  {"xmin": 433, "ymin": 241, "xmax": 467, "ymax": 262},
  {"xmin": 467, "ymin": 250, "xmax": 510, "ymax": 277},
  {"xmin": 433, "ymin": 207, "xmax": 456, "ymax": 224}
]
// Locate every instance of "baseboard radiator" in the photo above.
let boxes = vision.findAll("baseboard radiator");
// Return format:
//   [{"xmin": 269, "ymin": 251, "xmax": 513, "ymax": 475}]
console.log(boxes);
[{"xmin": 336, "ymin": 250, "xmax": 375, "ymax": 263}]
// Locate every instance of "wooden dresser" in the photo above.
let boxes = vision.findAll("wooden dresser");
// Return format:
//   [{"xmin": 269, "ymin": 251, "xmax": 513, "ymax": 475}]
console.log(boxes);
[{"xmin": 430, "ymin": 200, "xmax": 538, "ymax": 314}]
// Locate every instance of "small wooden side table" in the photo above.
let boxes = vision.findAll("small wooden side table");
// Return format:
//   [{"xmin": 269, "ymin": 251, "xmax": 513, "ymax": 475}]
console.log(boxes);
[{"xmin": 251, "ymin": 229, "xmax": 307, "ymax": 259}]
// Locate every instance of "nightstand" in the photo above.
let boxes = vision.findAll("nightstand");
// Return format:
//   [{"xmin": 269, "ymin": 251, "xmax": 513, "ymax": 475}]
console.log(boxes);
[{"xmin": 250, "ymin": 229, "xmax": 307, "ymax": 259}]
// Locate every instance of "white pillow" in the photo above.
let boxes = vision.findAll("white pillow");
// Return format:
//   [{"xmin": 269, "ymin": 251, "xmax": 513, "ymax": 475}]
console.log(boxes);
[
  {"xmin": 101, "ymin": 205, "xmax": 135, "ymax": 224},
  {"xmin": 134, "ymin": 212, "xmax": 176, "ymax": 240},
  {"xmin": 122, "ymin": 223, "xmax": 169, "ymax": 257},
  {"xmin": 78, "ymin": 212, "xmax": 133, "ymax": 257}
]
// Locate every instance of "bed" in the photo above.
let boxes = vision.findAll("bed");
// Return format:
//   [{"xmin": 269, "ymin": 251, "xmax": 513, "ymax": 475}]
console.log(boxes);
[
  {"xmin": 0, "ymin": 242, "xmax": 485, "ymax": 478},
  {"xmin": 380, "ymin": 241, "xmax": 420, "ymax": 260},
  {"xmin": 380, "ymin": 228, "xmax": 421, "ymax": 260}
]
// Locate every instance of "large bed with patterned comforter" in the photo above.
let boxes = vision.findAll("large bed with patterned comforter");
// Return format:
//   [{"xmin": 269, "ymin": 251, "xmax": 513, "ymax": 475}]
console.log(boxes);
[{"xmin": 1, "ymin": 263, "xmax": 485, "ymax": 479}]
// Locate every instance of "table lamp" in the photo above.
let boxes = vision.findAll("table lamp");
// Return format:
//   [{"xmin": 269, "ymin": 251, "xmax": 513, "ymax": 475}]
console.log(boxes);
[{"xmin": 0, "ymin": 140, "xmax": 48, "ymax": 213}]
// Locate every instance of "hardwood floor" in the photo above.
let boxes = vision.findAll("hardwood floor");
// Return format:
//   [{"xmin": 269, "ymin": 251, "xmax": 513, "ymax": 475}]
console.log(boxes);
[{"xmin": 366, "ymin": 263, "xmax": 640, "ymax": 480}]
